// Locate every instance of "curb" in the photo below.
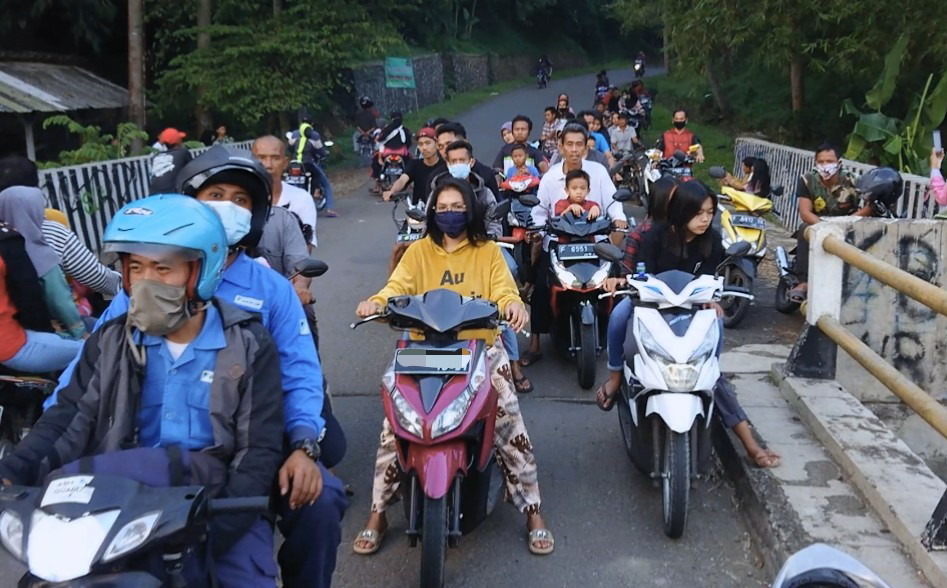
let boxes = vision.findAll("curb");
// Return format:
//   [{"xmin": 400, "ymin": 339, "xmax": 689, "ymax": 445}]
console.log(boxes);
[{"xmin": 772, "ymin": 365, "xmax": 947, "ymax": 587}]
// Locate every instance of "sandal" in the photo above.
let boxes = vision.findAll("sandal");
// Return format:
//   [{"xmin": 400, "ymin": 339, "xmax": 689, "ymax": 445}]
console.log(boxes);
[
  {"xmin": 519, "ymin": 351, "xmax": 543, "ymax": 367},
  {"xmin": 513, "ymin": 374, "xmax": 534, "ymax": 394},
  {"xmin": 528, "ymin": 528, "xmax": 555, "ymax": 555},
  {"xmin": 595, "ymin": 382, "xmax": 619, "ymax": 412},
  {"xmin": 749, "ymin": 449, "xmax": 781, "ymax": 469},
  {"xmin": 325, "ymin": 210, "xmax": 339, "ymax": 218},
  {"xmin": 352, "ymin": 528, "xmax": 387, "ymax": 555}
]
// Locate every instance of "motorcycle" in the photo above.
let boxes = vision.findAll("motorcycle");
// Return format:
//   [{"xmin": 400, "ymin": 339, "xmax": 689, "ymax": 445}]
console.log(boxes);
[
  {"xmin": 546, "ymin": 194, "xmax": 631, "ymax": 389},
  {"xmin": 773, "ymin": 543, "xmax": 893, "ymax": 587},
  {"xmin": 378, "ymin": 152, "xmax": 407, "ymax": 192},
  {"xmin": 595, "ymin": 241, "xmax": 754, "ymax": 538},
  {"xmin": 498, "ymin": 185, "xmax": 541, "ymax": 285},
  {"xmin": 537, "ymin": 65, "xmax": 550, "ymax": 89},
  {"xmin": 634, "ymin": 59, "xmax": 646, "ymax": 79},
  {"xmin": 284, "ymin": 132, "xmax": 335, "ymax": 211},
  {"xmin": 351, "ymin": 290, "xmax": 508, "ymax": 588},
  {"xmin": 708, "ymin": 166, "xmax": 784, "ymax": 327},
  {"xmin": 649, "ymin": 146, "xmax": 700, "ymax": 182},
  {"xmin": 0, "ymin": 371, "xmax": 55, "ymax": 459},
  {"xmin": 609, "ymin": 149, "xmax": 649, "ymax": 207},
  {"xmin": 357, "ymin": 134, "xmax": 375, "ymax": 166},
  {"xmin": 392, "ymin": 192, "xmax": 427, "ymax": 245},
  {"xmin": 0, "ymin": 472, "xmax": 269, "ymax": 586}
]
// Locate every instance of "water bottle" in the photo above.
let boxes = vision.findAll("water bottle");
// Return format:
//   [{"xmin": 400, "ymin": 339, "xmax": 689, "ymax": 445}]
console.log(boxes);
[{"xmin": 635, "ymin": 262, "xmax": 646, "ymax": 280}]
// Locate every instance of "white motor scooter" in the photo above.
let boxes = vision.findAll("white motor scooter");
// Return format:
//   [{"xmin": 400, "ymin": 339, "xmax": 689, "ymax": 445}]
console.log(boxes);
[{"xmin": 595, "ymin": 241, "xmax": 753, "ymax": 539}]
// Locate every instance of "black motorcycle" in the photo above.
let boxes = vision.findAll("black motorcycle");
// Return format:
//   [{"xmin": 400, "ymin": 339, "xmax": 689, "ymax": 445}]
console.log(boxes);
[
  {"xmin": 634, "ymin": 59, "xmax": 646, "ymax": 79},
  {"xmin": 609, "ymin": 149, "xmax": 649, "ymax": 207}
]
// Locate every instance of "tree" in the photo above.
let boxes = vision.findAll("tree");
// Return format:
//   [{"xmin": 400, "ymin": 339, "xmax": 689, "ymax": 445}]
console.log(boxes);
[
  {"xmin": 128, "ymin": 0, "xmax": 145, "ymax": 150},
  {"xmin": 157, "ymin": 0, "xmax": 396, "ymax": 129},
  {"xmin": 0, "ymin": 0, "xmax": 118, "ymax": 54}
]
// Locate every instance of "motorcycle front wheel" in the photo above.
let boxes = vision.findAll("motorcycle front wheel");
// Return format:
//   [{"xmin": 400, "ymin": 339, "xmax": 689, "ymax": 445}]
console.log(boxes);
[
  {"xmin": 662, "ymin": 427, "xmax": 690, "ymax": 539},
  {"xmin": 722, "ymin": 266, "xmax": 752, "ymax": 328},
  {"xmin": 775, "ymin": 276, "xmax": 801, "ymax": 314},
  {"xmin": 420, "ymin": 495, "xmax": 448, "ymax": 588},
  {"xmin": 576, "ymin": 317, "xmax": 597, "ymax": 389}
]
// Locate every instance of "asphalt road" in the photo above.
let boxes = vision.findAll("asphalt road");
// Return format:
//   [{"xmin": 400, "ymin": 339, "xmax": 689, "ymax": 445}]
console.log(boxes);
[{"xmin": 0, "ymin": 68, "xmax": 802, "ymax": 586}]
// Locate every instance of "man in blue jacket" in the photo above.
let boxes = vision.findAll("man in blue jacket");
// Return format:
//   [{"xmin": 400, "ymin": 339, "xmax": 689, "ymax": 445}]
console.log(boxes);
[{"xmin": 49, "ymin": 147, "xmax": 347, "ymax": 588}]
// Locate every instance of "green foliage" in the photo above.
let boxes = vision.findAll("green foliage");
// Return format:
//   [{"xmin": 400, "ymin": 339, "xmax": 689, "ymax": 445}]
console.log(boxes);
[
  {"xmin": 156, "ymin": 0, "xmax": 399, "ymax": 128},
  {"xmin": 41, "ymin": 115, "xmax": 149, "ymax": 166},
  {"xmin": 842, "ymin": 38, "xmax": 947, "ymax": 174},
  {"xmin": 0, "ymin": 0, "xmax": 117, "ymax": 53}
]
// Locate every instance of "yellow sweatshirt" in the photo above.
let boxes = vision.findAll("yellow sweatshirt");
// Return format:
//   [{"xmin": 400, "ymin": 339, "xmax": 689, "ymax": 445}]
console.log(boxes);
[{"xmin": 369, "ymin": 236, "xmax": 520, "ymax": 341}]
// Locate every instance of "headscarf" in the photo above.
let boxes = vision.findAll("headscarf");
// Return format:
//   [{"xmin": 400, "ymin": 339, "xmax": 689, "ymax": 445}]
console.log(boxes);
[
  {"xmin": 0, "ymin": 186, "xmax": 60, "ymax": 277},
  {"xmin": 500, "ymin": 121, "xmax": 513, "ymax": 133}
]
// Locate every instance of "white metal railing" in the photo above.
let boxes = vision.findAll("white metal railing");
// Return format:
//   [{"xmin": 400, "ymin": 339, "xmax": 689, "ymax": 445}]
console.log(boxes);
[
  {"xmin": 732, "ymin": 137, "xmax": 932, "ymax": 231},
  {"xmin": 38, "ymin": 140, "xmax": 253, "ymax": 252}
]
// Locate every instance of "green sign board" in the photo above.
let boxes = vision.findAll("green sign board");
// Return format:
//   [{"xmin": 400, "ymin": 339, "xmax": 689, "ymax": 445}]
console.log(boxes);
[{"xmin": 384, "ymin": 57, "xmax": 416, "ymax": 89}]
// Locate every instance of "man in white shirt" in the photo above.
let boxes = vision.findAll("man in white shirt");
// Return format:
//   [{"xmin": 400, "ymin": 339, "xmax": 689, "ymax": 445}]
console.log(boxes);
[
  {"xmin": 522, "ymin": 122, "xmax": 628, "ymax": 365},
  {"xmin": 252, "ymin": 135, "xmax": 318, "ymax": 248}
]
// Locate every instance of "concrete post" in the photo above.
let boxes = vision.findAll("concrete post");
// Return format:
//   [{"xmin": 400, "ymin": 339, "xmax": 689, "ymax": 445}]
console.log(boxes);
[{"xmin": 805, "ymin": 218, "xmax": 852, "ymax": 325}]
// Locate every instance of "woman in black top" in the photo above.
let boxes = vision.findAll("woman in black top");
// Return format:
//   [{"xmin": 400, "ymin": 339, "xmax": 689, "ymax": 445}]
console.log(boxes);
[{"xmin": 598, "ymin": 181, "xmax": 780, "ymax": 468}]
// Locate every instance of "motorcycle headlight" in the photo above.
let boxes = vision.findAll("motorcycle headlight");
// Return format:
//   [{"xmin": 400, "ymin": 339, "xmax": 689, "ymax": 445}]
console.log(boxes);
[
  {"xmin": 551, "ymin": 256, "xmax": 581, "ymax": 288},
  {"xmin": 639, "ymin": 325, "xmax": 700, "ymax": 392},
  {"xmin": 27, "ymin": 508, "xmax": 120, "ymax": 582},
  {"xmin": 432, "ymin": 355, "xmax": 487, "ymax": 438},
  {"xmin": 390, "ymin": 388, "xmax": 424, "ymax": 438},
  {"xmin": 102, "ymin": 511, "xmax": 161, "ymax": 563},
  {"xmin": 0, "ymin": 510, "xmax": 23, "ymax": 561},
  {"xmin": 688, "ymin": 327, "xmax": 718, "ymax": 365},
  {"xmin": 588, "ymin": 263, "xmax": 611, "ymax": 289}
]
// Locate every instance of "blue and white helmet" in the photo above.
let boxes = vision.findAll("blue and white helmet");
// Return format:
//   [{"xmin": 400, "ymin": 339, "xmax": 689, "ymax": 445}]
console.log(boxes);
[{"xmin": 103, "ymin": 194, "xmax": 228, "ymax": 301}]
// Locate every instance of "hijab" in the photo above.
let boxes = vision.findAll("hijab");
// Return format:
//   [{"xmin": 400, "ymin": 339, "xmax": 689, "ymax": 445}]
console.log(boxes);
[{"xmin": 0, "ymin": 186, "xmax": 60, "ymax": 277}]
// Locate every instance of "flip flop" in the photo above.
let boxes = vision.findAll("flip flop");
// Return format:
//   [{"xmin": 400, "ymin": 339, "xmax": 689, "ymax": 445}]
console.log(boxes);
[
  {"xmin": 750, "ymin": 450, "xmax": 781, "ymax": 469},
  {"xmin": 519, "ymin": 351, "xmax": 543, "ymax": 367},
  {"xmin": 528, "ymin": 528, "xmax": 555, "ymax": 555},
  {"xmin": 595, "ymin": 383, "xmax": 619, "ymax": 411},
  {"xmin": 352, "ymin": 528, "xmax": 386, "ymax": 555},
  {"xmin": 325, "ymin": 210, "xmax": 339, "ymax": 218},
  {"xmin": 513, "ymin": 374, "xmax": 534, "ymax": 394}
]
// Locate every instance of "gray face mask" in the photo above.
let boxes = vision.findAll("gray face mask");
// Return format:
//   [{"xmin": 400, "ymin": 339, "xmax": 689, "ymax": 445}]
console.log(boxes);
[{"xmin": 126, "ymin": 280, "xmax": 192, "ymax": 336}]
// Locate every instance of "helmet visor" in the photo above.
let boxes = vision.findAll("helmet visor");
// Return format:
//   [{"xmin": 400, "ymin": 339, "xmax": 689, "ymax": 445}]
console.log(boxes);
[{"xmin": 101, "ymin": 242, "xmax": 202, "ymax": 266}]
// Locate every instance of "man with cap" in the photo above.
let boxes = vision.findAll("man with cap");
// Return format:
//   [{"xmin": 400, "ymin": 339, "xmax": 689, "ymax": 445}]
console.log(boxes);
[
  {"xmin": 149, "ymin": 127, "xmax": 193, "ymax": 194},
  {"xmin": 381, "ymin": 126, "xmax": 445, "ymax": 274}
]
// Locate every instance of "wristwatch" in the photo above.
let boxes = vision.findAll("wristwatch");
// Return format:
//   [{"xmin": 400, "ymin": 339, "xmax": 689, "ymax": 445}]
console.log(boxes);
[{"xmin": 292, "ymin": 438, "xmax": 321, "ymax": 461}]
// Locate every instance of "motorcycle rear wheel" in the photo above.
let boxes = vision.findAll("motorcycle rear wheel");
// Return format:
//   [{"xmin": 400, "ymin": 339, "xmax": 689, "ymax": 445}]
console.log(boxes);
[
  {"xmin": 420, "ymin": 495, "xmax": 448, "ymax": 588},
  {"xmin": 662, "ymin": 428, "xmax": 690, "ymax": 539},
  {"xmin": 722, "ymin": 267, "xmax": 752, "ymax": 328},
  {"xmin": 775, "ymin": 277, "xmax": 801, "ymax": 315},
  {"xmin": 577, "ymin": 320, "xmax": 597, "ymax": 389}
]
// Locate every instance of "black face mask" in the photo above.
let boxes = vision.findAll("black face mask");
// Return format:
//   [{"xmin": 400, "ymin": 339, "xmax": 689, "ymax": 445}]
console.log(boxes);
[{"xmin": 673, "ymin": 121, "xmax": 687, "ymax": 130}]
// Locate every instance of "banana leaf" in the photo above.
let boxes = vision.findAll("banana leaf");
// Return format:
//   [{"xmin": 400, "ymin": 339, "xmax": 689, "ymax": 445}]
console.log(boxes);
[
  {"xmin": 865, "ymin": 35, "xmax": 908, "ymax": 111},
  {"xmin": 924, "ymin": 71, "xmax": 947, "ymax": 127},
  {"xmin": 851, "ymin": 112, "xmax": 900, "ymax": 142}
]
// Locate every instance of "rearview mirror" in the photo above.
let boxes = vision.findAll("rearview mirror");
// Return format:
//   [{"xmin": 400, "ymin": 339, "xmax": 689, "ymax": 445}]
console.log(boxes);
[
  {"xmin": 518, "ymin": 194, "xmax": 540, "ymax": 207},
  {"xmin": 772, "ymin": 186, "xmax": 785, "ymax": 197},
  {"xmin": 724, "ymin": 242, "xmax": 752, "ymax": 257},
  {"xmin": 672, "ymin": 149, "xmax": 687, "ymax": 161},
  {"xmin": 612, "ymin": 188, "xmax": 633, "ymax": 202},
  {"xmin": 294, "ymin": 258, "xmax": 328, "ymax": 278},
  {"xmin": 708, "ymin": 166, "xmax": 727, "ymax": 179},
  {"xmin": 405, "ymin": 207, "xmax": 426, "ymax": 222},
  {"xmin": 593, "ymin": 242, "xmax": 623, "ymax": 263},
  {"xmin": 493, "ymin": 200, "xmax": 512, "ymax": 219}
]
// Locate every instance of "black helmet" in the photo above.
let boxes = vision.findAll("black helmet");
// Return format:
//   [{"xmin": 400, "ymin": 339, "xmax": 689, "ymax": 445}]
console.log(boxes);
[
  {"xmin": 176, "ymin": 145, "xmax": 272, "ymax": 249},
  {"xmin": 856, "ymin": 167, "xmax": 903, "ymax": 209},
  {"xmin": 359, "ymin": 96, "xmax": 373, "ymax": 108}
]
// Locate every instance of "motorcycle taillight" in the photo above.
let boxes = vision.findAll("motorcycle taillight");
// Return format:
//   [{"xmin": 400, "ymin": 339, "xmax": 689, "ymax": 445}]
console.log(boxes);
[
  {"xmin": 289, "ymin": 168, "xmax": 302, "ymax": 176},
  {"xmin": 390, "ymin": 156, "xmax": 401, "ymax": 162}
]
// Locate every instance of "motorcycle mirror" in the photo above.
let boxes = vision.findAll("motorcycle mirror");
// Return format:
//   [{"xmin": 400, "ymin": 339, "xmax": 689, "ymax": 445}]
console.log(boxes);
[
  {"xmin": 285, "ymin": 131, "xmax": 293, "ymax": 141},
  {"xmin": 405, "ymin": 208, "xmax": 426, "ymax": 222},
  {"xmin": 672, "ymin": 149, "xmax": 687, "ymax": 162},
  {"xmin": 518, "ymin": 194, "xmax": 540, "ymax": 207},
  {"xmin": 772, "ymin": 185, "xmax": 785, "ymax": 197},
  {"xmin": 293, "ymin": 258, "xmax": 329, "ymax": 278},
  {"xmin": 725, "ymin": 241, "xmax": 752, "ymax": 257},
  {"xmin": 613, "ymin": 188, "xmax": 633, "ymax": 202},
  {"xmin": 593, "ymin": 242, "xmax": 623, "ymax": 262},
  {"xmin": 708, "ymin": 166, "xmax": 727, "ymax": 179},
  {"xmin": 493, "ymin": 200, "xmax": 512, "ymax": 219}
]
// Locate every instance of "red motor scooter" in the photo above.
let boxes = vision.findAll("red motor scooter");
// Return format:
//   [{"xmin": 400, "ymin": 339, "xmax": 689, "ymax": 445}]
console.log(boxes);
[{"xmin": 352, "ymin": 289, "xmax": 506, "ymax": 588}]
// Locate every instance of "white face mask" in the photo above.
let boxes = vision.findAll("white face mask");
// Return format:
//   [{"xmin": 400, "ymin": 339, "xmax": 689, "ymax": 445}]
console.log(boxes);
[
  {"xmin": 203, "ymin": 200, "xmax": 252, "ymax": 246},
  {"xmin": 816, "ymin": 162, "xmax": 841, "ymax": 180}
]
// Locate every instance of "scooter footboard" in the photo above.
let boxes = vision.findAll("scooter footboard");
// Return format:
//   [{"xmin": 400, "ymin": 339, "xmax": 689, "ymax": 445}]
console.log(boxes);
[
  {"xmin": 645, "ymin": 393, "xmax": 704, "ymax": 434},
  {"xmin": 405, "ymin": 442, "xmax": 468, "ymax": 500}
]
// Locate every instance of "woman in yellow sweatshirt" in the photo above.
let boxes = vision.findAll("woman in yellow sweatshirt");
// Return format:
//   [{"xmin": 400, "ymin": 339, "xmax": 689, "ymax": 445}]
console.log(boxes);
[{"xmin": 352, "ymin": 178, "xmax": 554, "ymax": 556}]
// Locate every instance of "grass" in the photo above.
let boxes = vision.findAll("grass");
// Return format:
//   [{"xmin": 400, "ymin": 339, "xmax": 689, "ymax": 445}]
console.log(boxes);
[{"xmin": 325, "ymin": 59, "xmax": 628, "ymax": 171}]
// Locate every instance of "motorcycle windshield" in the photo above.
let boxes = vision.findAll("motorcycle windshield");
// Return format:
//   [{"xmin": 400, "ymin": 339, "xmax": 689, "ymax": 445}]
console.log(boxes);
[
  {"xmin": 386, "ymin": 289, "xmax": 499, "ymax": 334},
  {"xmin": 654, "ymin": 270, "xmax": 698, "ymax": 295},
  {"xmin": 660, "ymin": 307, "xmax": 697, "ymax": 337}
]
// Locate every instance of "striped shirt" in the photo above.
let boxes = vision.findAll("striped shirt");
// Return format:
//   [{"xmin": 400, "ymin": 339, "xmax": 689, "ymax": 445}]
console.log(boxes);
[{"xmin": 41, "ymin": 221, "xmax": 121, "ymax": 296}]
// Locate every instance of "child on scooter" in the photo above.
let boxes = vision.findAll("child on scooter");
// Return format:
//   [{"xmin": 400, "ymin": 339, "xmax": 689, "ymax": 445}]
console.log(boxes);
[
  {"xmin": 505, "ymin": 144, "xmax": 541, "ymax": 181},
  {"xmin": 553, "ymin": 169, "xmax": 601, "ymax": 222}
]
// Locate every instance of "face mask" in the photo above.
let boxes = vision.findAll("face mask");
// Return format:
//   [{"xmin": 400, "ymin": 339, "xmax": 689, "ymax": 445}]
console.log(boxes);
[
  {"xmin": 434, "ymin": 211, "xmax": 467, "ymax": 237},
  {"xmin": 448, "ymin": 163, "xmax": 472, "ymax": 180},
  {"xmin": 203, "ymin": 200, "xmax": 252, "ymax": 246},
  {"xmin": 673, "ymin": 121, "xmax": 687, "ymax": 130},
  {"xmin": 816, "ymin": 162, "xmax": 840, "ymax": 180},
  {"xmin": 126, "ymin": 279, "xmax": 192, "ymax": 336}
]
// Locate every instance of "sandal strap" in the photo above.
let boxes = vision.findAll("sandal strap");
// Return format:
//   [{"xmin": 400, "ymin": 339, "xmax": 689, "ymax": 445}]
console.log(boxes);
[
  {"xmin": 529, "ymin": 528, "xmax": 554, "ymax": 542},
  {"xmin": 357, "ymin": 529, "xmax": 380, "ymax": 541}
]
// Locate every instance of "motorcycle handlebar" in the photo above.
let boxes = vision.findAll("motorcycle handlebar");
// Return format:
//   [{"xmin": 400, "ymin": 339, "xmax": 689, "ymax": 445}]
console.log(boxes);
[{"xmin": 208, "ymin": 496, "xmax": 270, "ymax": 515}]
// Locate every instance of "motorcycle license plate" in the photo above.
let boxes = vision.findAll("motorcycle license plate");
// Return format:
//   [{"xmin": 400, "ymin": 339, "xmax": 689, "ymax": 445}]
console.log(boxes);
[
  {"xmin": 395, "ymin": 348, "xmax": 471, "ymax": 375},
  {"xmin": 730, "ymin": 214, "xmax": 766, "ymax": 230},
  {"xmin": 397, "ymin": 232, "xmax": 422, "ymax": 243},
  {"xmin": 557, "ymin": 243, "xmax": 597, "ymax": 261}
]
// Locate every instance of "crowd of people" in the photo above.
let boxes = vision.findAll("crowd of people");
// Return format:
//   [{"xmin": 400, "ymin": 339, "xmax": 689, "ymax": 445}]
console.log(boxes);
[{"xmin": 0, "ymin": 63, "xmax": 933, "ymax": 586}]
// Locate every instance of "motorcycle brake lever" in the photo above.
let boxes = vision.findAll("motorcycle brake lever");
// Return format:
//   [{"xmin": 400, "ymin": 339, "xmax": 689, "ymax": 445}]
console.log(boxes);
[
  {"xmin": 350, "ymin": 313, "xmax": 386, "ymax": 329},
  {"xmin": 598, "ymin": 290, "xmax": 632, "ymax": 299}
]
